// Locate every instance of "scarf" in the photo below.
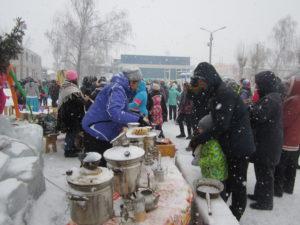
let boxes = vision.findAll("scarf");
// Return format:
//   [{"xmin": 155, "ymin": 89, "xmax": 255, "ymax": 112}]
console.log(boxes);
[{"xmin": 57, "ymin": 81, "xmax": 81, "ymax": 109}]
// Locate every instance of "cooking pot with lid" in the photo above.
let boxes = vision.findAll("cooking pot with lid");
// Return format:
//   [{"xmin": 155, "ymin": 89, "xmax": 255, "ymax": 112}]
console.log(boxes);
[
  {"xmin": 66, "ymin": 166, "xmax": 114, "ymax": 225},
  {"xmin": 103, "ymin": 146, "xmax": 145, "ymax": 196}
]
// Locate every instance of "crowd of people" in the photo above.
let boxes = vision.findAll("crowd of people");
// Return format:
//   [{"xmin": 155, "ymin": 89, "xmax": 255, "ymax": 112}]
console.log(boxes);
[{"xmin": 2, "ymin": 61, "xmax": 299, "ymax": 222}]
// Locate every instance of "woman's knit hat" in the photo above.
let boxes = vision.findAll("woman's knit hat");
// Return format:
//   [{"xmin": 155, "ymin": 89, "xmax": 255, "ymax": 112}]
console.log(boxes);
[
  {"xmin": 122, "ymin": 66, "xmax": 142, "ymax": 81},
  {"xmin": 66, "ymin": 70, "xmax": 78, "ymax": 81}
]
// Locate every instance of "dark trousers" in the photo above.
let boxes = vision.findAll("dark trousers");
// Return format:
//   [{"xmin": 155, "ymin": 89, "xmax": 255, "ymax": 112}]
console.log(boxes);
[
  {"xmin": 42, "ymin": 97, "xmax": 48, "ymax": 106},
  {"xmin": 51, "ymin": 98, "xmax": 58, "ymax": 107},
  {"xmin": 253, "ymin": 163, "xmax": 275, "ymax": 207},
  {"xmin": 274, "ymin": 150, "xmax": 300, "ymax": 195},
  {"xmin": 177, "ymin": 113, "xmax": 192, "ymax": 136},
  {"xmin": 64, "ymin": 129, "xmax": 78, "ymax": 153},
  {"xmin": 83, "ymin": 131, "xmax": 112, "ymax": 167},
  {"xmin": 154, "ymin": 124, "xmax": 165, "ymax": 138},
  {"xmin": 169, "ymin": 105, "xmax": 177, "ymax": 120},
  {"xmin": 221, "ymin": 157, "xmax": 248, "ymax": 221}
]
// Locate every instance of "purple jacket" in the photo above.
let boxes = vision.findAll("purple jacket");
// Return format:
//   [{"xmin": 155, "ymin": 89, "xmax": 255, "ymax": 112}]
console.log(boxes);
[{"xmin": 82, "ymin": 73, "xmax": 140, "ymax": 141}]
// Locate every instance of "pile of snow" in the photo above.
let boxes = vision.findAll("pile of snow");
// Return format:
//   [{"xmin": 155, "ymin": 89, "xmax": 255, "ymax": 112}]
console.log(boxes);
[{"xmin": 0, "ymin": 117, "xmax": 45, "ymax": 225}]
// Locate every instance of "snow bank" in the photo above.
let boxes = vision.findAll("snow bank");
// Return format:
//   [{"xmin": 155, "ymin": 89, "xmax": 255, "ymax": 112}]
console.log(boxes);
[
  {"xmin": 0, "ymin": 178, "xmax": 28, "ymax": 217},
  {"xmin": 2, "ymin": 141, "xmax": 35, "ymax": 158},
  {"xmin": 0, "ymin": 135, "xmax": 11, "ymax": 150},
  {"xmin": 13, "ymin": 123, "xmax": 43, "ymax": 155},
  {"xmin": 0, "ymin": 116, "xmax": 45, "ymax": 224},
  {"xmin": 0, "ymin": 152, "xmax": 9, "ymax": 180},
  {"xmin": 0, "ymin": 116, "xmax": 17, "ymax": 137},
  {"xmin": 4, "ymin": 157, "xmax": 45, "ymax": 199},
  {"xmin": 0, "ymin": 212, "xmax": 13, "ymax": 225}
]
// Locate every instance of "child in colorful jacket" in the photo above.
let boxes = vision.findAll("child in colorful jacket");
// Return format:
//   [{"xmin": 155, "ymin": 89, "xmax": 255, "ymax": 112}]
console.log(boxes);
[{"xmin": 129, "ymin": 80, "xmax": 148, "ymax": 117}]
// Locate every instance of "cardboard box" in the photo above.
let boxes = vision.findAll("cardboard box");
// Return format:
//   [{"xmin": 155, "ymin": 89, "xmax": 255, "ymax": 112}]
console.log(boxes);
[{"xmin": 156, "ymin": 141, "xmax": 176, "ymax": 157}]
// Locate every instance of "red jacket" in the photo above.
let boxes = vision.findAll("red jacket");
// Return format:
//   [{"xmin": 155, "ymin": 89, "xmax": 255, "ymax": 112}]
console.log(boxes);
[
  {"xmin": 252, "ymin": 89, "xmax": 260, "ymax": 103},
  {"xmin": 283, "ymin": 76, "xmax": 300, "ymax": 151},
  {"xmin": 0, "ymin": 74, "xmax": 7, "ymax": 114}
]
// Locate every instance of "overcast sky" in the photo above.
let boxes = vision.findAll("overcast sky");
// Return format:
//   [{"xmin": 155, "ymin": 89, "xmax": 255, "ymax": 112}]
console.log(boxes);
[{"xmin": 1, "ymin": 0, "xmax": 300, "ymax": 68}]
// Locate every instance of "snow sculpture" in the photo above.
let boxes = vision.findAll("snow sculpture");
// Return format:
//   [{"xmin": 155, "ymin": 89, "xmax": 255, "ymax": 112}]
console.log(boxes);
[{"xmin": 0, "ymin": 117, "xmax": 45, "ymax": 224}]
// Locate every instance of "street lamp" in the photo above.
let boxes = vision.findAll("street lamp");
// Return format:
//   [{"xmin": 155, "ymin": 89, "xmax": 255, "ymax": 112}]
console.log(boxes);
[{"xmin": 200, "ymin": 26, "xmax": 226, "ymax": 64}]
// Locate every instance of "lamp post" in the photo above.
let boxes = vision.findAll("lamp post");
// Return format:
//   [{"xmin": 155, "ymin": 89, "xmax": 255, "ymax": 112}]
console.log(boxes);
[{"xmin": 200, "ymin": 26, "xmax": 226, "ymax": 64}]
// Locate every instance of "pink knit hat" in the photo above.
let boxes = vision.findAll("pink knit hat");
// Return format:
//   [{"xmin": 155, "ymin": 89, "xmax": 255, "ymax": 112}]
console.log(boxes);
[{"xmin": 66, "ymin": 70, "xmax": 78, "ymax": 81}]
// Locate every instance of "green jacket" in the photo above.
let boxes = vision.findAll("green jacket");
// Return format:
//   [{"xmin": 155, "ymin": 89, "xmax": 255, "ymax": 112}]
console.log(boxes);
[
  {"xmin": 168, "ymin": 87, "xmax": 180, "ymax": 106},
  {"xmin": 198, "ymin": 140, "xmax": 228, "ymax": 181}
]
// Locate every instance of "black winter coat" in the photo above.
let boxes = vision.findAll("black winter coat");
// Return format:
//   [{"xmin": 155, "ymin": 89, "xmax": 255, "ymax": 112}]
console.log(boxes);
[
  {"xmin": 57, "ymin": 93, "xmax": 85, "ymax": 132},
  {"xmin": 49, "ymin": 83, "xmax": 60, "ymax": 101},
  {"xmin": 250, "ymin": 71, "xmax": 283, "ymax": 166},
  {"xmin": 187, "ymin": 91, "xmax": 210, "ymax": 127},
  {"xmin": 191, "ymin": 62, "xmax": 255, "ymax": 159}
]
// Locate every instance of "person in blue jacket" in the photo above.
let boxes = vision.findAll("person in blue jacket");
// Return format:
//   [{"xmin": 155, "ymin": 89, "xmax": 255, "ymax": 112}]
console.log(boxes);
[
  {"xmin": 82, "ymin": 68, "xmax": 149, "ymax": 166},
  {"xmin": 128, "ymin": 80, "xmax": 148, "ymax": 117}
]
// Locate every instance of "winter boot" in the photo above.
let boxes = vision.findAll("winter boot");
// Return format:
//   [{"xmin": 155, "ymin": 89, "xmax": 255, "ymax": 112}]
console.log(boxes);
[
  {"xmin": 158, "ymin": 131, "xmax": 165, "ymax": 138},
  {"xmin": 247, "ymin": 194, "xmax": 258, "ymax": 201},
  {"xmin": 64, "ymin": 151, "xmax": 78, "ymax": 158},
  {"xmin": 176, "ymin": 134, "xmax": 186, "ymax": 138},
  {"xmin": 249, "ymin": 202, "xmax": 273, "ymax": 210},
  {"xmin": 186, "ymin": 135, "xmax": 192, "ymax": 139}
]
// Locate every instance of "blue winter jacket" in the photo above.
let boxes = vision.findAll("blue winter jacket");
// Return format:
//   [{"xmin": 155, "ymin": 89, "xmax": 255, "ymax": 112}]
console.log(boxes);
[
  {"xmin": 82, "ymin": 73, "xmax": 140, "ymax": 141},
  {"xmin": 128, "ymin": 81, "xmax": 148, "ymax": 116}
]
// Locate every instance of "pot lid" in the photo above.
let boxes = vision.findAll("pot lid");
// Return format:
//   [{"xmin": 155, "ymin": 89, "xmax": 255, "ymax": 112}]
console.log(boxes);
[
  {"xmin": 82, "ymin": 152, "xmax": 102, "ymax": 163},
  {"xmin": 66, "ymin": 167, "xmax": 113, "ymax": 186},
  {"xmin": 103, "ymin": 146, "xmax": 145, "ymax": 161}
]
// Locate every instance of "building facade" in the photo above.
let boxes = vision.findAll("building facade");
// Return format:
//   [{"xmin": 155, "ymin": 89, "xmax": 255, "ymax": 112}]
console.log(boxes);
[
  {"xmin": 116, "ymin": 54, "xmax": 191, "ymax": 80},
  {"xmin": 10, "ymin": 48, "xmax": 42, "ymax": 80}
]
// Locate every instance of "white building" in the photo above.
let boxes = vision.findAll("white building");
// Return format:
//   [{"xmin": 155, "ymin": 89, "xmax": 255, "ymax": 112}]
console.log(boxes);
[{"xmin": 10, "ymin": 48, "xmax": 42, "ymax": 80}]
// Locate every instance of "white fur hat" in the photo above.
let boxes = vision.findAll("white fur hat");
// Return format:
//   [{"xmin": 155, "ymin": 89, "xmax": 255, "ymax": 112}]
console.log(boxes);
[{"xmin": 152, "ymin": 83, "xmax": 160, "ymax": 91}]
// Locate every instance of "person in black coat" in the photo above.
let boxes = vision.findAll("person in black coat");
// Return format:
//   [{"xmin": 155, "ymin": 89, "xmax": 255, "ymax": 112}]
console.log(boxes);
[
  {"xmin": 248, "ymin": 71, "xmax": 283, "ymax": 210},
  {"xmin": 81, "ymin": 76, "xmax": 97, "ymax": 110},
  {"xmin": 49, "ymin": 80, "xmax": 60, "ymax": 107},
  {"xmin": 57, "ymin": 70, "xmax": 85, "ymax": 158},
  {"xmin": 187, "ymin": 88, "xmax": 210, "ymax": 135},
  {"xmin": 189, "ymin": 62, "xmax": 255, "ymax": 221}
]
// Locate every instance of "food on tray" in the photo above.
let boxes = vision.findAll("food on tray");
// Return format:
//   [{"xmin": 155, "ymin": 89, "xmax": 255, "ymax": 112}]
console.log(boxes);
[{"xmin": 131, "ymin": 127, "xmax": 149, "ymax": 135}]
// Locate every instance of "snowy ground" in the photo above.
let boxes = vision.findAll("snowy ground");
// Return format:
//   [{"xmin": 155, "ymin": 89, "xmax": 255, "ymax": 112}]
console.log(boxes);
[{"xmin": 29, "ymin": 121, "xmax": 300, "ymax": 225}]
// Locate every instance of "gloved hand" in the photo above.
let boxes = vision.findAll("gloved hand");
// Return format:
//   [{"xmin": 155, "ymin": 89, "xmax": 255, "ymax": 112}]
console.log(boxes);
[{"xmin": 138, "ymin": 117, "xmax": 150, "ymax": 127}]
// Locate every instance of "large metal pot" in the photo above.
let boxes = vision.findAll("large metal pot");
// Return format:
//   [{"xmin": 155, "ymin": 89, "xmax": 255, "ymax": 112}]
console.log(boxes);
[
  {"xmin": 66, "ymin": 167, "xmax": 114, "ymax": 225},
  {"xmin": 103, "ymin": 146, "xmax": 145, "ymax": 196}
]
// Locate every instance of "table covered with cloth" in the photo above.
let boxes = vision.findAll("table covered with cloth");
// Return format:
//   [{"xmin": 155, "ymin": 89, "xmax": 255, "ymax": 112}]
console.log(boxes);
[{"xmin": 69, "ymin": 157, "xmax": 192, "ymax": 225}]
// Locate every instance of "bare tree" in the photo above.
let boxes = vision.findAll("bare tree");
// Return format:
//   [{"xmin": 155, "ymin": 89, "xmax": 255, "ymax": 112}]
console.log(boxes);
[
  {"xmin": 268, "ymin": 15, "xmax": 297, "ymax": 74},
  {"xmin": 236, "ymin": 43, "xmax": 247, "ymax": 80},
  {"xmin": 46, "ymin": 0, "xmax": 132, "ymax": 79},
  {"xmin": 249, "ymin": 42, "xmax": 268, "ymax": 75}
]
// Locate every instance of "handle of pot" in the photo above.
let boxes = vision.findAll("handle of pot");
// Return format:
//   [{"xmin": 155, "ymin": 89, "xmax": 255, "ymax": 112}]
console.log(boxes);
[
  {"xmin": 69, "ymin": 195, "xmax": 89, "ymax": 202},
  {"xmin": 206, "ymin": 192, "xmax": 212, "ymax": 216},
  {"xmin": 124, "ymin": 151, "xmax": 130, "ymax": 157}
]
